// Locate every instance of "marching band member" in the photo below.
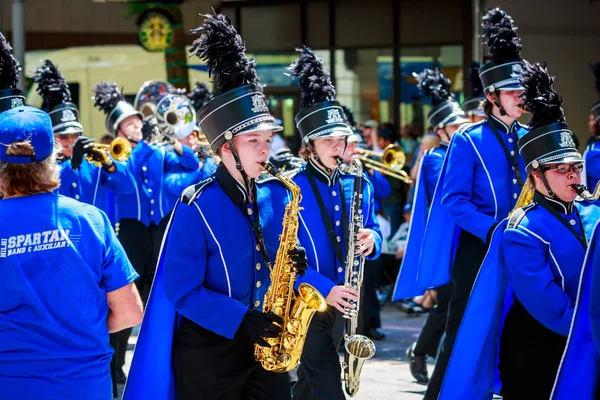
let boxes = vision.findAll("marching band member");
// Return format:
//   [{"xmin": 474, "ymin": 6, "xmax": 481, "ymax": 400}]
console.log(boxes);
[
  {"xmin": 92, "ymin": 81, "xmax": 198, "ymax": 383},
  {"xmin": 0, "ymin": 106, "xmax": 142, "ymax": 399},
  {"xmin": 440, "ymin": 61, "xmax": 598, "ymax": 400},
  {"xmin": 417, "ymin": 9, "xmax": 529, "ymax": 398},
  {"xmin": 463, "ymin": 61, "xmax": 487, "ymax": 124},
  {"xmin": 123, "ymin": 12, "xmax": 307, "ymax": 400},
  {"xmin": 284, "ymin": 46, "xmax": 382, "ymax": 400},
  {"xmin": 34, "ymin": 60, "xmax": 133, "ymax": 226},
  {"xmin": 392, "ymin": 67, "xmax": 469, "ymax": 383},
  {"xmin": 0, "ymin": 32, "xmax": 25, "ymax": 115},
  {"xmin": 583, "ymin": 62, "xmax": 600, "ymax": 190}
]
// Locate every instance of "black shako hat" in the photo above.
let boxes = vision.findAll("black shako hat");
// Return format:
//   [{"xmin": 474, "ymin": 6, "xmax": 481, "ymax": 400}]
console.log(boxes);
[
  {"xmin": 288, "ymin": 46, "xmax": 352, "ymax": 143},
  {"xmin": 517, "ymin": 61, "xmax": 582, "ymax": 174},
  {"xmin": 479, "ymin": 9, "xmax": 525, "ymax": 95},
  {"xmin": 93, "ymin": 82, "xmax": 142, "ymax": 137},
  {"xmin": 414, "ymin": 68, "xmax": 468, "ymax": 130},
  {"xmin": 0, "ymin": 32, "xmax": 25, "ymax": 113},
  {"xmin": 35, "ymin": 60, "xmax": 83, "ymax": 135},
  {"xmin": 463, "ymin": 61, "xmax": 486, "ymax": 116},
  {"xmin": 190, "ymin": 11, "xmax": 281, "ymax": 153}
]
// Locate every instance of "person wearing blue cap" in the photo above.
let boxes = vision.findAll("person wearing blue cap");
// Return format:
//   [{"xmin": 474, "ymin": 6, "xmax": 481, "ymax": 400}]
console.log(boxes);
[
  {"xmin": 123, "ymin": 12, "xmax": 308, "ymax": 400},
  {"xmin": 418, "ymin": 10, "xmax": 529, "ymax": 398},
  {"xmin": 286, "ymin": 47, "xmax": 382, "ymax": 400},
  {"xmin": 0, "ymin": 106, "xmax": 143, "ymax": 399},
  {"xmin": 439, "ymin": 61, "xmax": 600, "ymax": 400},
  {"xmin": 34, "ymin": 60, "xmax": 134, "ymax": 227}
]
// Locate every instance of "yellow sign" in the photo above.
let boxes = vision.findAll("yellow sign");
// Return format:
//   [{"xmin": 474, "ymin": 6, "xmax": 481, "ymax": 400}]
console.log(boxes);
[{"xmin": 138, "ymin": 11, "xmax": 173, "ymax": 52}]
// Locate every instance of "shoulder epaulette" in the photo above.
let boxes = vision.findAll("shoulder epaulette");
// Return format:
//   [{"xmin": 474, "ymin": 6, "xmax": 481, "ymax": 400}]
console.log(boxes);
[
  {"xmin": 180, "ymin": 177, "xmax": 215, "ymax": 205},
  {"xmin": 507, "ymin": 203, "xmax": 536, "ymax": 229}
]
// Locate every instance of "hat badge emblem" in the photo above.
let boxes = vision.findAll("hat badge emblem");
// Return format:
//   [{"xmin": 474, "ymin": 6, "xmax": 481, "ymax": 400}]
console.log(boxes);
[
  {"xmin": 10, "ymin": 98, "xmax": 23, "ymax": 108},
  {"xmin": 251, "ymin": 94, "xmax": 269, "ymax": 113},
  {"xmin": 559, "ymin": 131, "xmax": 576, "ymax": 148},
  {"xmin": 510, "ymin": 63, "xmax": 523, "ymax": 78},
  {"xmin": 325, "ymin": 108, "xmax": 344, "ymax": 124},
  {"xmin": 61, "ymin": 109, "xmax": 77, "ymax": 122}
]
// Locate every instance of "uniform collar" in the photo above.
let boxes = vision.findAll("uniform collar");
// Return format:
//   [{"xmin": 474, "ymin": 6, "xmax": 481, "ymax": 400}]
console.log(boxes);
[
  {"xmin": 534, "ymin": 191, "xmax": 574, "ymax": 214},
  {"xmin": 489, "ymin": 114, "xmax": 519, "ymax": 134},
  {"xmin": 439, "ymin": 141, "xmax": 449, "ymax": 149},
  {"xmin": 215, "ymin": 164, "xmax": 253, "ymax": 204},
  {"xmin": 307, "ymin": 158, "xmax": 340, "ymax": 187}
]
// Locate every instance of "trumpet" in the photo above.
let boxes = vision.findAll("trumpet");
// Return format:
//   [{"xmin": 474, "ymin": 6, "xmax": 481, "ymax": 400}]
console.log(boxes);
[
  {"xmin": 86, "ymin": 137, "xmax": 132, "ymax": 164},
  {"xmin": 355, "ymin": 144, "xmax": 412, "ymax": 183}
]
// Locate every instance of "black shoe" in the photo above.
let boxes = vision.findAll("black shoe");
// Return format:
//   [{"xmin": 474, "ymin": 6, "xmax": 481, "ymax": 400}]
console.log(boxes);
[
  {"xmin": 406, "ymin": 342, "xmax": 429, "ymax": 383},
  {"xmin": 116, "ymin": 368, "xmax": 127, "ymax": 384},
  {"xmin": 366, "ymin": 328, "xmax": 386, "ymax": 341}
]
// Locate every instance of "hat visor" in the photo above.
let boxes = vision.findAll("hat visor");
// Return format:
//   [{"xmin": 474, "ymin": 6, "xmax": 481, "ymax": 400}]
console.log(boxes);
[
  {"xmin": 496, "ymin": 83, "xmax": 524, "ymax": 91},
  {"xmin": 541, "ymin": 155, "xmax": 585, "ymax": 166},
  {"xmin": 236, "ymin": 122, "xmax": 283, "ymax": 136},
  {"xmin": 304, "ymin": 126, "xmax": 353, "ymax": 142},
  {"xmin": 468, "ymin": 109, "xmax": 486, "ymax": 117},
  {"xmin": 54, "ymin": 127, "xmax": 83, "ymax": 136},
  {"xmin": 445, "ymin": 115, "xmax": 471, "ymax": 127}
]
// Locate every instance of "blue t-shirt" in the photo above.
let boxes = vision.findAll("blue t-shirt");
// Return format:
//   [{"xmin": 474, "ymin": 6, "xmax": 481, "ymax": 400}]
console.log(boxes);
[{"xmin": 0, "ymin": 192, "xmax": 138, "ymax": 400}]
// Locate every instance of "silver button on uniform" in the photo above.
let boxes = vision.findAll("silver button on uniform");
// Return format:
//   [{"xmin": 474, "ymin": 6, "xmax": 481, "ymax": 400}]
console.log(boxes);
[
  {"xmin": 332, "ymin": 191, "xmax": 337, "ymax": 196},
  {"xmin": 247, "ymin": 208, "xmax": 253, "ymax": 216},
  {"xmin": 254, "ymin": 300, "xmax": 260, "ymax": 307},
  {"xmin": 513, "ymin": 179, "xmax": 517, "ymax": 184},
  {"xmin": 570, "ymin": 219, "xmax": 576, "ymax": 226},
  {"xmin": 335, "ymin": 205, "xmax": 340, "ymax": 211},
  {"xmin": 510, "ymin": 151, "xmax": 515, "ymax": 156},
  {"xmin": 513, "ymin": 193, "xmax": 517, "ymax": 199},
  {"xmin": 75, "ymin": 194, "xmax": 80, "ymax": 200},
  {"xmin": 151, "ymin": 211, "xmax": 154, "ymax": 215},
  {"xmin": 508, "ymin": 138, "xmax": 513, "ymax": 143},
  {"xmin": 256, "ymin": 244, "xmax": 261, "ymax": 251},
  {"xmin": 336, "ymin": 236, "xmax": 341, "ymax": 242},
  {"xmin": 256, "ymin": 281, "xmax": 261, "ymax": 288},
  {"xmin": 72, "ymin": 182, "xmax": 77, "ymax": 188},
  {"xmin": 142, "ymin": 166, "xmax": 147, "ymax": 172},
  {"xmin": 338, "ymin": 267, "xmax": 343, "ymax": 273},
  {"xmin": 256, "ymin": 263, "xmax": 261, "ymax": 270},
  {"xmin": 336, "ymin": 221, "xmax": 340, "ymax": 226},
  {"xmin": 151, "ymin": 199, "xmax": 154, "ymax": 204}
]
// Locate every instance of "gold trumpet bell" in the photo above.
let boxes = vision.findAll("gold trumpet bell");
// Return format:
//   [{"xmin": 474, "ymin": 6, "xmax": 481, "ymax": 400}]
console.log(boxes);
[
  {"xmin": 87, "ymin": 137, "xmax": 132, "ymax": 164},
  {"xmin": 356, "ymin": 144, "xmax": 412, "ymax": 183}
]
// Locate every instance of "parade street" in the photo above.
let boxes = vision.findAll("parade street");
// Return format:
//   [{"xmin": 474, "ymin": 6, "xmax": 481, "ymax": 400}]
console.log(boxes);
[{"xmin": 122, "ymin": 304, "xmax": 430, "ymax": 400}]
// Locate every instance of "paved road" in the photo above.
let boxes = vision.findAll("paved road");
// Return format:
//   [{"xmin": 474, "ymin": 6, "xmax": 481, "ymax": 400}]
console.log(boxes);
[{"xmin": 121, "ymin": 304, "xmax": 432, "ymax": 399}]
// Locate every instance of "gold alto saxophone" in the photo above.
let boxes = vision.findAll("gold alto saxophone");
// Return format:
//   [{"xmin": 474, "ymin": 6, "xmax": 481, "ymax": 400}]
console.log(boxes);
[
  {"xmin": 337, "ymin": 158, "xmax": 376, "ymax": 397},
  {"xmin": 254, "ymin": 162, "xmax": 327, "ymax": 372}
]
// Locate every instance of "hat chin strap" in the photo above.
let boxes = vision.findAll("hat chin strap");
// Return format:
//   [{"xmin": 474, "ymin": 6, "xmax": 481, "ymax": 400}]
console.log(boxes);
[
  {"xmin": 441, "ymin": 126, "xmax": 452, "ymax": 143},
  {"xmin": 224, "ymin": 131, "xmax": 252, "ymax": 198},
  {"xmin": 491, "ymin": 90, "xmax": 507, "ymax": 117},
  {"xmin": 307, "ymin": 140, "xmax": 332, "ymax": 174},
  {"xmin": 534, "ymin": 162, "xmax": 555, "ymax": 198}
]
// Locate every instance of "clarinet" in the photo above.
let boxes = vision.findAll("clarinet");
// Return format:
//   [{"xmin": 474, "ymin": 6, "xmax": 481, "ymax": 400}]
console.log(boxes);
[{"xmin": 336, "ymin": 157, "xmax": 376, "ymax": 397}]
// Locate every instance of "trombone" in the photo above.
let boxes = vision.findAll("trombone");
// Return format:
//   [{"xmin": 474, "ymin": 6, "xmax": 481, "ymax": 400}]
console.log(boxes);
[{"xmin": 355, "ymin": 144, "xmax": 412, "ymax": 184}]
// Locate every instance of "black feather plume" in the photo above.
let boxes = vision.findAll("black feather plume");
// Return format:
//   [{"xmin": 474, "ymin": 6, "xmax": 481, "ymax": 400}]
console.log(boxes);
[
  {"xmin": 34, "ymin": 60, "xmax": 71, "ymax": 112},
  {"xmin": 413, "ymin": 68, "xmax": 452, "ymax": 107},
  {"xmin": 189, "ymin": 10, "xmax": 258, "ymax": 96},
  {"xmin": 341, "ymin": 105, "xmax": 357, "ymax": 128},
  {"xmin": 482, "ymin": 8, "xmax": 522, "ymax": 63},
  {"xmin": 288, "ymin": 46, "xmax": 335, "ymax": 109},
  {"xmin": 0, "ymin": 32, "xmax": 21, "ymax": 90},
  {"xmin": 519, "ymin": 61, "xmax": 564, "ymax": 131},
  {"xmin": 590, "ymin": 62, "xmax": 600, "ymax": 98},
  {"xmin": 187, "ymin": 81, "xmax": 212, "ymax": 111},
  {"xmin": 92, "ymin": 82, "xmax": 124, "ymax": 115},
  {"xmin": 467, "ymin": 61, "xmax": 484, "ymax": 98}
]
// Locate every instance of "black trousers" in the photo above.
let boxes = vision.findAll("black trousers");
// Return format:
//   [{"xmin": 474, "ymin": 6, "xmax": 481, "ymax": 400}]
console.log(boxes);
[
  {"xmin": 424, "ymin": 230, "xmax": 489, "ymax": 399},
  {"xmin": 174, "ymin": 317, "xmax": 291, "ymax": 400},
  {"xmin": 292, "ymin": 307, "xmax": 346, "ymax": 400},
  {"xmin": 109, "ymin": 216, "xmax": 170, "ymax": 385},
  {"xmin": 358, "ymin": 258, "xmax": 384, "ymax": 333},
  {"xmin": 499, "ymin": 299, "xmax": 567, "ymax": 400},
  {"xmin": 413, "ymin": 283, "xmax": 452, "ymax": 358}
]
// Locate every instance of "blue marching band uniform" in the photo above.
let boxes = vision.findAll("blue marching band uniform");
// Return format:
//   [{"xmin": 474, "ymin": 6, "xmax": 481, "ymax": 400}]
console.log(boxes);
[{"xmin": 4, "ymin": 8, "xmax": 600, "ymax": 400}]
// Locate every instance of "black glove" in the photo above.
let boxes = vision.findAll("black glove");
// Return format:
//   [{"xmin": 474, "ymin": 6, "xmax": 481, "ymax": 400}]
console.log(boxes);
[
  {"xmin": 71, "ymin": 136, "xmax": 94, "ymax": 170},
  {"xmin": 239, "ymin": 310, "xmax": 283, "ymax": 347},
  {"xmin": 289, "ymin": 247, "xmax": 308, "ymax": 276}
]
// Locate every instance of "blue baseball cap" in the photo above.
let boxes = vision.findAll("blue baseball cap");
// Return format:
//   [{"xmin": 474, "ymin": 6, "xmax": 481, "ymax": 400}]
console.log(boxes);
[{"xmin": 0, "ymin": 106, "xmax": 54, "ymax": 164}]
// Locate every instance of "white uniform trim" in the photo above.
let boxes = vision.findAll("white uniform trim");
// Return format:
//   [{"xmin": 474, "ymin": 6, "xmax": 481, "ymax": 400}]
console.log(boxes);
[
  {"xmin": 193, "ymin": 202, "xmax": 232, "ymax": 297},
  {"xmin": 92, "ymin": 166, "xmax": 101, "ymax": 206},
  {"xmin": 465, "ymin": 134, "xmax": 498, "ymax": 220},
  {"xmin": 519, "ymin": 225, "xmax": 565, "ymax": 290}
]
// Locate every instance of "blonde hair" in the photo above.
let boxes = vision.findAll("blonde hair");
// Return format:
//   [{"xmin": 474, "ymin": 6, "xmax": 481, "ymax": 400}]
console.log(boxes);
[{"xmin": 0, "ymin": 141, "xmax": 60, "ymax": 197}]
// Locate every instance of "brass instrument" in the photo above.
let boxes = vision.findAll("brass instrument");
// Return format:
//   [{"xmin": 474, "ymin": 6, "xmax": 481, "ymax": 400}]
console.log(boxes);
[
  {"xmin": 155, "ymin": 94, "xmax": 197, "ymax": 140},
  {"xmin": 572, "ymin": 183, "xmax": 600, "ymax": 201},
  {"xmin": 254, "ymin": 162, "xmax": 327, "ymax": 372},
  {"xmin": 133, "ymin": 80, "xmax": 176, "ymax": 118},
  {"xmin": 85, "ymin": 137, "xmax": 132, "ymax": 164},
  {"xmin": 337, "ymin": 157, "xmax": 376, "ymax": 397},
  {"xmin": 356, "ymin": 144, "xmax": 412, "ymax": 183}
]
